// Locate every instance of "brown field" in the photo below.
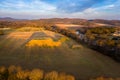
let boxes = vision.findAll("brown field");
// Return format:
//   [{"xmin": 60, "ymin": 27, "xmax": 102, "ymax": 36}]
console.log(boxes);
[
  {"xmin": 55, "ymin": 23, "xmax": 109, "ymax": 30},
  {"xmin": 0, "ymin": 30, "xmax": 120, "ymax": 80},
  {"xmin": 55, "ymin": 23, "xmax": 83, "ymax": 29},
  {"xmin": 6, "ymin": 32, "xmax": 33, "ymax": 39}
]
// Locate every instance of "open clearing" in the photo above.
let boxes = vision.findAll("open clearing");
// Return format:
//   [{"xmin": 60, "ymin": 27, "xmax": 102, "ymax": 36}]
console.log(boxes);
[
  {"xmin": 55, "ymin": 23, "xmax": 83, "ymax": 30},
  {"xmin": 0, "ymin": 30, "xmax": 120, "ymax": 80}
]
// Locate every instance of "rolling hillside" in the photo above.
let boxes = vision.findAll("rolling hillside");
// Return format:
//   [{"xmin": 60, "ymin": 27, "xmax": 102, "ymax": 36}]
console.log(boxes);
[{"xmin": 0, "ymin": 28, "xmax": 120, "ymax": 80}]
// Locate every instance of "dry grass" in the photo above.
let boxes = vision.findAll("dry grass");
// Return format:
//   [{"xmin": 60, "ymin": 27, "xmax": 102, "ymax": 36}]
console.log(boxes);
[
  {"xmin": 25, "ymin": 30, "xmax": 69, "ymax": 48},
  {"xmin": 25, "ymin": 36, "xmax": 69, "ymax": 48},
  {"xmin": 0, "ymin": 30, "xmax": 120, "ymax": 80},
  {"xmin": 0, "ymin": 28, "xmax": 11, "ymax": 30},
  {"xmin": 6, "ymin": 32, "xmax": 33, "ymax": 39},
  {"xmin": 26, "ymin": 38, "xmax": 61, "ymax": 48},
  {"xmin": 55, "ymin": 24, "xmax": 82, "ymax": 29},
  {"xmin": 59, "ymin": 37, "xmax": 69, "ymax": 42},
  {"xmin": 44, "ymin": 31, "xmax": 57, "ymax": 38},
  {"xmin": 43, "ymin": 30, "xmax": 63, "ymax": 40},
  {"xmin": 16, "ymin": 27, "xmax": 43, "ymax": 32},
  {"xmin": 0, "ymin": 32, "xmax": 33, "ymax": 51}
]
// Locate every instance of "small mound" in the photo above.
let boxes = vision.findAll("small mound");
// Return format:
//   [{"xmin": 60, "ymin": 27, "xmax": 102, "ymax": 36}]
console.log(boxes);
[{"xmin": 26, "ymin": 38, "xmax": 61, "ymax": 48}]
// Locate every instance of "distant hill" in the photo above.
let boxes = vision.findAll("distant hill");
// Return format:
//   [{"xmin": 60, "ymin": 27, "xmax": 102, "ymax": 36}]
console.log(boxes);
[
  {"xmin": 0, "ymin": 17, "xmax": 120, "ymax": 28},
  {"xmin": 37, "ymin": 18, "xmax": 88, "ymax": 24},
  {"xmin": 90, "ymin": 19, "xmax": 120, "ymax": 26},
  {"xmin": 37, "ymin": 18, "xmax": 120, "ymax": 27},
  {"xmin": 0, "ymin": 17, "xmax": 27, "ymax": 21}
]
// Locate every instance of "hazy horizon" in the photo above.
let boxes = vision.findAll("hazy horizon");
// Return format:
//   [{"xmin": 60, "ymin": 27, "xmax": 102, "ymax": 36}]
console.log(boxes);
[{"xmin": 0, "ymin": 0, "xmax": 120, "ymax": 20}]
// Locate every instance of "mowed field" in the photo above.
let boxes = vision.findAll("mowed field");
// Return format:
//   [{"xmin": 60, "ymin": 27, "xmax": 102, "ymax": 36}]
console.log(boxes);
[{"xmin": 0, "ymin": 30, "xmax": 120, "ymax": 80}]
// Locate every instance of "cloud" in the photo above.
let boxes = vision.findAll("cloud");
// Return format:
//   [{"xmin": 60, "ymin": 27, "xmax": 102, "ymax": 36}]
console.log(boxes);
[
  {"xmin": 83, "ymin": 4, "xmax": 115, "ymax": 14},
  {"xmin": 58, "ymin": 0, "xmax": 103, "ymax": 13},
  {"xmin": 43, "ymin": 0, "xmax": 105, "ymax": 13},
  {"xmin": 0, "ymin": 0, "xmax": 56, "ymax": 12},
  {"xmin": 0, "ymin": 0, "xmax": 120, "ymax": 19}
]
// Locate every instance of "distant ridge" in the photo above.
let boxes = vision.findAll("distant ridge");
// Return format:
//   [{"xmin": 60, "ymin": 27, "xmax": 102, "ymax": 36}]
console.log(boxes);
[
  {"xmin": 90, "ymin": 19, "xmax": 120, "ymax": 26},
  {"xmin": 0, "ymin": 17, "xmax": 120, "ymax": 26},
  {"xmin": 0, "ymin": 17, "xmax": 27, "ymax": 21}
]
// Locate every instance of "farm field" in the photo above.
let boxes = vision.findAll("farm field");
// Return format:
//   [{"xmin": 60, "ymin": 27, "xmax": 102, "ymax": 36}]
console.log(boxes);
[
  {"xmin": 55, "ymin": 23, "xmax": 83, "ymax": 30},
  {"xmin": 0, "ymin": 30, "xmax": 120, "ymax": 80}
]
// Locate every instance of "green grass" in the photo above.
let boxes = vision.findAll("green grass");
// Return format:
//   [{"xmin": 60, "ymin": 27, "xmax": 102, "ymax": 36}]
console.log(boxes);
[{"xmin": 0, "ymin": 30, "xmax": 120, "ymax": 80}]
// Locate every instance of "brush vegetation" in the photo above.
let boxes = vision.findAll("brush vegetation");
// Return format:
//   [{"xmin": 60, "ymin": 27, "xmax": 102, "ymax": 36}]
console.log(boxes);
[{"xmin": 26, "ymin": 38, "xmax": 61, "ymax": 48}]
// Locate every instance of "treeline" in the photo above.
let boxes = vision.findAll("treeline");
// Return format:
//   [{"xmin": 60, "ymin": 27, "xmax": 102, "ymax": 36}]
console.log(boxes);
[
  {"xmin": 0, "ymin": 65, "xmax": 75, "ymax": 80},
  {"xmin": 85, "ymin": 27, "xmax": 117, "ymax": 47},
  {"xmin": 0, "ymin": 20, "xmax": 53, "ymax": 28},
  {"xmin": 1, "ymin": 19, "xmax": 120, "ymax": 29},
  {"xmin": 84, "ymin": 27, "xmax": 120, "ymax": 61},
  {"xmin": 0, "ymin": 66, "xmax": 119, "ymax": 80},
  {"xmin": 91, "ymin": 77, "xmax": 120, "ymax": 80},
  {"xmin": 41, "ymin": 25, "xmax": 120, "ymax": 62},
  {"xmin": 86, "ymin": 27, "xmax": 115, "ymax": 34},
  {"xmin": 0, "ymin": 18, "xmax": 96, "ymax": 29}
]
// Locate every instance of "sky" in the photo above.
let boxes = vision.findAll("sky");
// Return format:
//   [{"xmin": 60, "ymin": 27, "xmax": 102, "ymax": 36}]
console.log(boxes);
[{"xmin": 0, "ymin": 0, "xmax": 120, "ymax": 19}]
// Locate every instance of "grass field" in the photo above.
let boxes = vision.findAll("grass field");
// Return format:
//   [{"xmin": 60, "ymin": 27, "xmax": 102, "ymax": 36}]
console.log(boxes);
[
  {"xmin": 55, "ymin": 23, "xmax": 83, "ymax": 30},
  {"xmin": 0, "ymin": 29, "xmax": 120, "ymax": 80}
]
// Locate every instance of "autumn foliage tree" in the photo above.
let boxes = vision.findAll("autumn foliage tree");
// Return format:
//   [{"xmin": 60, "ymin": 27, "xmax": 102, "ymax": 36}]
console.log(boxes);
[
  {"xmin": 29, "ymin": 69, "xmax": 43, "ymax": 80},
  {"xmin": 44, "ymin": 71, "xmax": 58, "ymax": 80},
  {"xmin": 0, "ymin": 66, "xmax": 75, "ymax": 80}
]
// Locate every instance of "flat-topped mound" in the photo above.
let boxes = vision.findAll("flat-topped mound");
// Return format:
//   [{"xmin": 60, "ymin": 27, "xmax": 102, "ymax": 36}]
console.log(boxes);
[{"xmin": 25, "ymin": 31, "xmax": 69, "ymax": 48}]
